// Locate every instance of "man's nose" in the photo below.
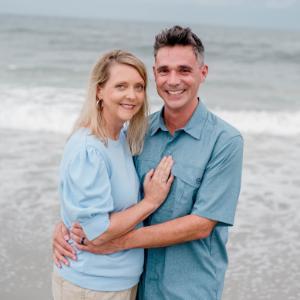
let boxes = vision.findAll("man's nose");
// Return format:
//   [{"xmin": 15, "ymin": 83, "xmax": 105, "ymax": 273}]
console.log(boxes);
[{"xmin": 167, "ymin": 71, "xmax": 180, "ymax": 86}]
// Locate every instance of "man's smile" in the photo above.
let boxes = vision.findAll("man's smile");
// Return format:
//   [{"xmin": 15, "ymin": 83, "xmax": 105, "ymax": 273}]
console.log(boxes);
[{"xmin": 165, "ymin": 89, "xmax": 185, "ymax": 95}]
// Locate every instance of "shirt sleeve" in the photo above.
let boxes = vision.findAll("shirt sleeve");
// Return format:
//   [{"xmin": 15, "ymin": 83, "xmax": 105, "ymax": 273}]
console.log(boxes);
[
  {"xmin": 191, "ymin": 135, "xmax": 244, "ymax": 226},
  {"xmin": 60, "ymin": 146, "xmax": 113, "ymax": 240}
]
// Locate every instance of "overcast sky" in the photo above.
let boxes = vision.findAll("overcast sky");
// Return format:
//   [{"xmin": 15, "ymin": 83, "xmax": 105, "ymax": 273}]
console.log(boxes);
[{"xmin": 1, "ymin": 0, "xmax": 300, "ymax": 30}]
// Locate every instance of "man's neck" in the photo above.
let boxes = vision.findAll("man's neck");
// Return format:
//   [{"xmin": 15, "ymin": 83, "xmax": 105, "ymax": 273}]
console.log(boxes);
[{"xmin": 163, "ymin": 98, "xmax": 199, "ymax": 135}]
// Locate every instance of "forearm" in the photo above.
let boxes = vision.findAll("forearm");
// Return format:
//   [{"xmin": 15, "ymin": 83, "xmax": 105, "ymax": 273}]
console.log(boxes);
[
  {"xmin": 91, "ymin": 199, "xmax": 156, "ymax": 246},
  {"xmin": 122, "ymin": 214, "xmax": 217, "ymax": 249}
]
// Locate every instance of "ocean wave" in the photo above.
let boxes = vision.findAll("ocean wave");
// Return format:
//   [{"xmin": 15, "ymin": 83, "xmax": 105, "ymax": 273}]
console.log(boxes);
[
  {"xmin": 0, "ymin": 87, "xmax": 299, "ymax": 136},
  {"xmin": 213, "ymin": 110, "xmax": 300, "ymax": 136},
  {"xmin": 1, "ymin": 105, "xmax": 299, "ymax": 136}
]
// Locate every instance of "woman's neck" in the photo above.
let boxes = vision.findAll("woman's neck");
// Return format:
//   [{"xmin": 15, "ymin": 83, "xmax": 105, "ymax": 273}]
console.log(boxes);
[{"xmin": 102, "ymin": 113, "xmax": 124, "ymax": 140}]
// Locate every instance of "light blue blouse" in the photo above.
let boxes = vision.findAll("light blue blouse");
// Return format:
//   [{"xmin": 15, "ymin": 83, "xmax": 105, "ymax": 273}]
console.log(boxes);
[{"xmin": 55, "ymin": 128, "xmax": 144, "ymax": 291}]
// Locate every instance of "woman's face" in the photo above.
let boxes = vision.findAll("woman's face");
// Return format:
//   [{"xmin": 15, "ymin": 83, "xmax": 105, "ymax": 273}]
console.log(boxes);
[{"xmin": 97, "ymin": 63, "xmax": 145, "ymax": 126}]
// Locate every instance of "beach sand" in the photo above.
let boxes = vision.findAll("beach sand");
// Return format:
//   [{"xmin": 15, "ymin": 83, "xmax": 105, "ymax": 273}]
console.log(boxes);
[
  {"xmin": 0, "ymin": 129, "xmax": 299, "ymax": 299},
  {"xmin": 0, "ymin": 129, "xmax": 64, "ymax": 299}
]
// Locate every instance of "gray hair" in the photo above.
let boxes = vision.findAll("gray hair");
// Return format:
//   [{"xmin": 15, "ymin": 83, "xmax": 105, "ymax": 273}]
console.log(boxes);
[{"xmin": 154, "ymin": 25, "xmax": 205, "ymax": 63}]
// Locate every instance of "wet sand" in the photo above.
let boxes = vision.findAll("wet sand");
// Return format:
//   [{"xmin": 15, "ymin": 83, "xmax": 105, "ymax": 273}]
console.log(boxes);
[{"xmin": 0, "ymin": 129, "xmax": 299, "ymax": 299}]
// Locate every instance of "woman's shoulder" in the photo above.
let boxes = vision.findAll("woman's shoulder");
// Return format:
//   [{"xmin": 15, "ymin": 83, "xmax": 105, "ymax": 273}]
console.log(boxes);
[
  {"xmin": 68, "ymin": 128, "xmax": 106, "ymax": 151},
  {"xmin": 62, "ymin": 128, "xmax": 108, "ymax": 165}
]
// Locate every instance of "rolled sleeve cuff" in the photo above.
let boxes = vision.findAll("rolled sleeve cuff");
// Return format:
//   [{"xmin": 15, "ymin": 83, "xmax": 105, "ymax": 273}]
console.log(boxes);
[
  {"xmin": 191, "ymin": 209, "xmax": 234, "ymax": 227},
  {"xmin": 81, "ymin": 214, "xmax": 110, "ymax": 241}
]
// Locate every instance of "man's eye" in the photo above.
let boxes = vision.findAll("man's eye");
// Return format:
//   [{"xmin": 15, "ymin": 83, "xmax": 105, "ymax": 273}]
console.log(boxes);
[
  {"xmin": 158, "ymin": 70, "xmax": 168, "ymax": 75},
  {"xmin": 181, "ymin": 68, "xmax": 191, "ymax": 73}
]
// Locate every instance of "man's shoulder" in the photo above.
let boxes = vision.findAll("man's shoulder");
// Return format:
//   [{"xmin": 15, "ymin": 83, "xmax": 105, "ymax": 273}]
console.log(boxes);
[
  {"xmin": 148, "ymin": 110, "xmax": 160, "ymax": 124},
  {"xmin": 145, "ymin": 110, "xmax": 161, "ymax": 134},
  {"xmin": 206, "ymin": 109, "xmax": 243, "ymax": 142}
]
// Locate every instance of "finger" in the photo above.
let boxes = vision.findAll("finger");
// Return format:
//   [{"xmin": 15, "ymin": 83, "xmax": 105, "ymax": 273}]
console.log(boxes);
[
  {"xmin": 72, "ymin": 222, "xmax": 82, "ymax": 230},
  {"xmin": 156, "ymin": 156, "xmax": 167, "ymax": 170},
  {"xmin": 144, "ymin": 169, "xmax": 154, "ymax": 184},
  {"xmin": 53, "ymin": 254, "xmax": 61, "ymax": 269},
  {"xmin": 158, "ymin": 155, "xmax": 172, "ymax": 169},
  {"xmin": 74, "ymin": 238, "xmax": 97, "ymax": 252},
  {"xmin": 166, "ymin": 174, "xmax": 174, "ymax": 187},
  {"xmin": 161, "ymin": 156, "xmax": 173, "ymax": 170},
  {"xmin": 54, "ymin": 235, "xmax": 76, "ymax": 256},
  {"xmin": 154, "ymin": 156, "xmax": 172, "ymax": 176},
  {"xmin": 70, "ymin": 227, "xmax": 85, "ymax": 237},
  {"xmin": 70, "ymin": 233, "xmax": 82, "ymax": 244},
  {"xmin": 161, "ymin": 156, "xmax": 173, "ymax": 171},
  {"xmin": 54, "ymin": 241, "xmax": 77, "ymax": 260},
  {"xmin": 152, "ymin": 162, "xmax": 164, "ymax": 178},
  {"xmin": 60, "ymin": 222, "xmax": 70, "ymax": 241},
  {"xmin": 74, "ymin": 241, "xmax": 91, "ymax": 252},
  {"xmin": 54, "ymin": 249, "xmax": 70, "ymax": 266},
  {"xmin": 154, "ymin": 158, "xmax": 173, "ymax": 181}
]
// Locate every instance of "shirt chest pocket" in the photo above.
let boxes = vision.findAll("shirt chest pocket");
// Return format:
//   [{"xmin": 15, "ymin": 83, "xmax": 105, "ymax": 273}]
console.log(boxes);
[
  {"xmin": 171, "ymin": 163, "xmax": 205, "ymax": 218},
  {"xmin": 137, "ymin": 159, "xmax": 205, "ymax": 223}
]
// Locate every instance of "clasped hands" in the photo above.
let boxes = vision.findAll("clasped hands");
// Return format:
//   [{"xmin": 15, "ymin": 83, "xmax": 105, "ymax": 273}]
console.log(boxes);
[
  {"xmin": 71, "ymin": 222, "xmax": 124, "ymax": 254},
  {"xmin": 52, "ymin": 222, "xmax": 126, "ymax": 268}
]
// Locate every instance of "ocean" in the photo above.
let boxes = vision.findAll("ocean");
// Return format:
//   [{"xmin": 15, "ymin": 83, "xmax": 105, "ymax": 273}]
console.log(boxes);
[{"xmin": 0, "ymin": 14, "xmax": 299, "ymax": 299}]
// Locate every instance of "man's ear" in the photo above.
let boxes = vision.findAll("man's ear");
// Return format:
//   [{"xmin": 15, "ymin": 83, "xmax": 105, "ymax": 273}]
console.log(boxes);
[
  {"xmin": 152, "ymin": 65, "xmax": 157, "ymax": 79},
  {"xmin": 200, "ymin": 64, "xmax": 208, "ymax": 82}
]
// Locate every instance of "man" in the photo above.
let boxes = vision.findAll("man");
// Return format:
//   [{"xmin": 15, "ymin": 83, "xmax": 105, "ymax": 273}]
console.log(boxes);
[{"xmin": 53, "ymin": 26, "xmax": 243, "ymax": 299}]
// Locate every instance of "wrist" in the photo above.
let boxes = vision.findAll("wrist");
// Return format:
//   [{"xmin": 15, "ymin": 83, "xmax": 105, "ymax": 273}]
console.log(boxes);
[
  {"xmin": 121, "ymin": 229, "xmax": 138, "ymax": 250},
  {"xmin": 142, "ymin": 197, "xmax": 159, "ymax": 211}
]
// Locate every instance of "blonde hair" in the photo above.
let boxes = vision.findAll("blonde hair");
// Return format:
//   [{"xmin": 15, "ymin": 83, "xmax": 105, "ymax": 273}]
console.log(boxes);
[{"xmin": 73, "ymin": 50, "xmax": 149, "ymax": 155}]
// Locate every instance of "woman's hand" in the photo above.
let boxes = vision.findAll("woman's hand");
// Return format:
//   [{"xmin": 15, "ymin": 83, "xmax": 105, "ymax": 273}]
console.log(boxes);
[{"xmin": 143, "ymin": 156, "xmax": 174, "ymax": 209}]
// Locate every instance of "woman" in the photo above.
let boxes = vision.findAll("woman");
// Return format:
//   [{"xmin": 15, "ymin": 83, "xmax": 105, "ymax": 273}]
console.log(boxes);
[{"xmin": 52, "ymin": 50, "xmax": 173, "ymax": 300}]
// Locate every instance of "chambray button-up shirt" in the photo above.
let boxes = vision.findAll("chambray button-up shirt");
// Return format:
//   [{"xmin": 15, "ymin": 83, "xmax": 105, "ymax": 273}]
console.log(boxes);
[{"xmin": 135, "ymin": 101, "xmax": 243, "ymax": 300}]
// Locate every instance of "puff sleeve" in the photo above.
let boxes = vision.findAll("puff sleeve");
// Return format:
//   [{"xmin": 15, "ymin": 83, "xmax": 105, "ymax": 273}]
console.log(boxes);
[{"xmin": 60, "ymin": 146, "xmax": 113, "ymax": 240}]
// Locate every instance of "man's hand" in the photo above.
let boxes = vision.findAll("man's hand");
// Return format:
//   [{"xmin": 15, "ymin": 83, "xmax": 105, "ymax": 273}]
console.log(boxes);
[
  {"xmin": 71, "ymin": 223, "xmax": 127, "ymax": 254},
  {"xmin": 52, "ymin": 222, "xmax": 77, "ymax": 268}
]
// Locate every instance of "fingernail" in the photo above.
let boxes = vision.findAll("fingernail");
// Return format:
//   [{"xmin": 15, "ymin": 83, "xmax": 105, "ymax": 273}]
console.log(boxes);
[{"xmin": 64, "ymin": 235, "xmax": 69, "ymax": 241}]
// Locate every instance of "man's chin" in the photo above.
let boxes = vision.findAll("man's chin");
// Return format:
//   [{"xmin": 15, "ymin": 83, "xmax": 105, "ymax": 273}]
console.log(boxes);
[{"xmin": 163, "ymin": 99, "xmax": 186, "ymax": 111}]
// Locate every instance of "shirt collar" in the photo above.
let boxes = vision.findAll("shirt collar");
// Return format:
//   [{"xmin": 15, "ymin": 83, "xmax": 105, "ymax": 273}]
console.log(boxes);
[
  {"xmin": 149, "ymin": 107, "xmax": 168, "ymax": 136},
  {"xmin": 149, "ymin": 99, "xmax": 208, "ymax": 140}
]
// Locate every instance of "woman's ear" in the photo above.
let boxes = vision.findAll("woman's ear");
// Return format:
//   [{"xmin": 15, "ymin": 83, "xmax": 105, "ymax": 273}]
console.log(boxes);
[{"xmin": 96, "ymin": 85, "xmax": 103, "ymax": 100}]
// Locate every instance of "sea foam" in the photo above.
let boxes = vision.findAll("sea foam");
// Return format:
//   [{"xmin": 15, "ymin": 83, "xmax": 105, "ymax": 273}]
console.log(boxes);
[{"xmin": 1, "ymin": 87, "xmax": 299, "ymax": 136}]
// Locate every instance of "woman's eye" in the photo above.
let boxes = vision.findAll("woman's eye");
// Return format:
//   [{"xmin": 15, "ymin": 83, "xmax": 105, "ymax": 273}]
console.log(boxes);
[
  {"xmin": 116, "ymin": 84, "xmax": 126, "ymax": 90},
  {"xmin": 135, "ymin": 84, "xmax": 144, "ymax": 92}
]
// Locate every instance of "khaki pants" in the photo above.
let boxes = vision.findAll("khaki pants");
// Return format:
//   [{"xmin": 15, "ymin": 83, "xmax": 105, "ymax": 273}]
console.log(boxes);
[{"xmin": 52, "ymin": 271, "xmax": 137, "ymax": 300}]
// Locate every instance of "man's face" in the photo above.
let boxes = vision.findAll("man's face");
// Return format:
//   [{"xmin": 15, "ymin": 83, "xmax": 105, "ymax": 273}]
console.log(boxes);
[{"xmin": 153, "ymin": 45, "xmax": 207, "ymax": 112}]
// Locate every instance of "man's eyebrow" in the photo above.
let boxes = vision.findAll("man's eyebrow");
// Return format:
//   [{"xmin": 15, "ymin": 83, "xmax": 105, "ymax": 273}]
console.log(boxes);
[
  {"xmin": 156, "ymin": 64, "xmax": 193, "ymax": 71},
  {"xmin": 178, "ymin": 65, "xmax": 193, "ymax": 70},
  {"xmin": 156, "ymin": 65, "xmax": 169, "ymax": 71}
]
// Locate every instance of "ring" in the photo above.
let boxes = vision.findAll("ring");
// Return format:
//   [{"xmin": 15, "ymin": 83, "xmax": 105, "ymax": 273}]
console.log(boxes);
[
  {"xmin": 161, "ymin": 177, "xmax": 167, "ymax": 183},
  {"xmin": 80, "ymin": 237, "xmax": 86, "ymax": 245}
]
